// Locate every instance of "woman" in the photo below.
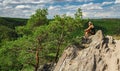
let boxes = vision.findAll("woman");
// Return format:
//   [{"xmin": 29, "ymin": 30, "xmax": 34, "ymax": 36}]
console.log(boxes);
[{"xmin": 84, "ymin": 21, "xmax": 95, "ymax": 38}]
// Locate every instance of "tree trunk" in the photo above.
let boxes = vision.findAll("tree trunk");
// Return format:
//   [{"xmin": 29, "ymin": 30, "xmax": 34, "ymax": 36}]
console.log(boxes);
[
  {"xmin": 55, "ymin": 46, "xmax": 60, "ymax": 63},
  {"xmin": 35, "ymin": 49, "xmax": 39, "ymax": 71},
  {"xmin": 54, "ymin": 32, "xmax": 64, "ymax": 63}
]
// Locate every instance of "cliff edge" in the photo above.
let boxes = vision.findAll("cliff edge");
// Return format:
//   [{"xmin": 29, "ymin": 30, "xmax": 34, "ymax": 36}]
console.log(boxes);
[{"xmin": 53, "ymin": 30, "xmax": 120, "ymax": 71}]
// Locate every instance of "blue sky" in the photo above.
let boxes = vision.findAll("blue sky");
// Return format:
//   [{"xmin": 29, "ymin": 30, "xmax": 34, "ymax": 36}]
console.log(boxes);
[{"xmin": 0, "ymin": 0, "xmax": 120, "ymax": 18}]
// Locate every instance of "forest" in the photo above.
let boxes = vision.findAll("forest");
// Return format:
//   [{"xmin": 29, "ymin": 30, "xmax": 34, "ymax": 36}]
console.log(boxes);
[{"xmin": 0, "ymin": 8, "xmax": 120, "ymax": 71}]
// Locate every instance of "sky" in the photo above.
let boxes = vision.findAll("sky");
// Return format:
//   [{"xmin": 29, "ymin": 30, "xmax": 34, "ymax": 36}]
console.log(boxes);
[{"xmin": 0, "ymin": 0, "xmax": 120, "ymax": 19}]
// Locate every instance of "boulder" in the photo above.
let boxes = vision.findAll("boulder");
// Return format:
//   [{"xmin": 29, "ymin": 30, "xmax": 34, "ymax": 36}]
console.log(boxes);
[{"xmin": 53, "ymin": 30, "xmax": 120, "ymax": 71}]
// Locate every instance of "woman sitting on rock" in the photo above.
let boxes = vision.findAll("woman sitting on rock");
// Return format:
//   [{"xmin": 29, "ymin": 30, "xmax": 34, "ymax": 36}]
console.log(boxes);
[{"xmin": 84, "ymin": 21, "xmax": 95, "ymax": 38}]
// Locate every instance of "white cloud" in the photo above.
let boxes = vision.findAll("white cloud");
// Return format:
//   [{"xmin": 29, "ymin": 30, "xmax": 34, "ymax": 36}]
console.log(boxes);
[
  {"xmin": 32, "ymin": 1, "xmax": 47, "ymax": 4},
  {"xmin": 77, "ymin": 0, "xmax": 93, "ymax": 2},
  {"xmin": 64, "ymin": 0, "xmax": 93, "ymax": 2},
  {"xmin": 48, "ymin": 5, "xmax": 63, "ymax": 18},
  {"xmin": 115, "ymin": 0, "xmax": 120, "ymax": 3},
  {"xmin": 48, "ymin": 5, "xmax": 61, "ymax": 10},
  {"xmin": 63, "ymin": 5, "xmax": 80, "ymax": 10},
  {"xmin": 3, "ymin": 0, "xmax": 52, "ymax": 5},
  {"xmin": 66, "ymin": 12, "xmax": 74, "ymax": 17},
  {"xmin": 5, "ymin": 6, "xmax": 12, "ymax": 9},
  {"xmin": 82, "ymin": 12, "xmax": 89, "ymax": 18},
  {"xmin": 14, "ymin": 0, "xmax": 49, "ymax": 3},
  {"xmin": 82, "ymin": 3, "xmax": 120, "ymax": 18},
  {"xmin": 34, "ymin": 2, "xmax": 120, "ymax": 18},
  {"xmin": 3, "ymin": 0, "xmax": 11, "ymax": 5},
  {"xmin": 48, "ymin": 6, "xmax": 55, "ymax": 10},
  {"xmin": 0, "ymin": 0, "xmax": 120, "ymax": 18},
  {"xmin": 10, "ymin": 1, "xmax": 20, "ymax": 4},
  {"xmin": 102, "ymin": 1, "xmax": 113, "ymax": 5},
  {"xmin": 110, "ymin": 4, "xmax": 120, "ymax": 10},
  {"xmin": 15, "ymin": 5, "xmax": 31, "ymax": 9},
  {"xmin": 81, "ymin": 2, "xmax": 103, "ymax": 10}
]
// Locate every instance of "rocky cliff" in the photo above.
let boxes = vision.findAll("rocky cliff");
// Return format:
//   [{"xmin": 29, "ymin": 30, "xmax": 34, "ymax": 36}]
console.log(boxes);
[{"xmin": 53, "ymin": 30, "xmax": 120, "ymax": 71}]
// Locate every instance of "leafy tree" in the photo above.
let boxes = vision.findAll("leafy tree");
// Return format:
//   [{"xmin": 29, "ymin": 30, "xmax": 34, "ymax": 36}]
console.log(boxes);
[
  {"xmin": 16, "ymin": 26, "xmax": 32, "ymax": 36},
  {"xmin": 15, "ymin": 8, "xmax": 48, "ymax": 36},
  {"xmin": 74, "ymin": 8, "xmax": 83, "ymax": 27},
  {"xmin": 26, "ymin": 9, "xmax": 48, "ymax": 29},
  {"xmin": 75, "ymin": 8, "xmax": 82, "ymax": 20},
  {"xmin": 0, "ymin": 17, "xmax": 27, "ymax": 29},
  {"xmin": 47, "ymin": 14, "xmax": 83, "ymax": 62},
  {"xmin": 0, "ymin": 8, "xmax": 84, "ymax": 71},
  {"xmin": 0, "ymin": 26, "xmax": 17, "ymax": 42}
]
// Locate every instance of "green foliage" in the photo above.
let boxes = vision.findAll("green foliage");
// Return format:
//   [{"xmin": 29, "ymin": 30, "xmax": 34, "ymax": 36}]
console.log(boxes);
[
  {"xmin": 16, "ymin": 26, "xmax": 32, "ymax": 36},
  {"xmin": 0, "ymin": 17, "xmax": 27, "ymax": 29},
  {"xmin": 75, "ymin": 8, "xmax": 82, "ymax": 21},
  {"xmin": 114, "ymin": 27, "xmax": 120, "ymax": 35},
  {"xmin": 27, "ymin": 9, "xmax": 48, "ymax": 29},
  {"xmin": 0, "ymin": 36, "xmax": 36, "ymax": 71},
  {"xmin": 0, "ymin": 26, "xmax": 17, "ymax": 42},
  {"xmin": 0, "ymin": 17, "xmax": 27, "ymax": 43},
  {"xmin": 91, "ymin": 19, "xmax": 120, "ymax": 35},
  {"xmin": 40, "ymin": 14, "xmax": 83, "ymax": 61},
  {"xmin": 0, "ymin": 8, "xmax": 84, "ymax": 71}
]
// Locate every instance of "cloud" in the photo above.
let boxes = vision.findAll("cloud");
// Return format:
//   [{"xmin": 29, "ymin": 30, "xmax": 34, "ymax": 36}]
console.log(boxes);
[
  {"xmin": 48, "ymin": 6, "xmax": 55, "ymax": 10},
  {"xmin": 48, "ymin": 5, "xmax": 61, "ymax": 10},
  {"xmin": 11, "ymin": 0, "xmax": 48, "ymax": 4},
  {"xmin": 63, "ymin": 5, "xmax": 80, "ymax": 10},
  {"xmin": 47, "ymin": 2, "xmax": 103, "ymax": 18},
  {"xmin": 0, "ymin": 0, "xmax": 49, "ymax": 18},
  {"xmin": 82, "ymin": 3, "xmax": 120, "ymax": 18},
  {"xmin": 115, "ymin": 0, "xmax": 120, "ymax": 3},
  {"xmin": 0, "ymin": 0, "xmax": 120, "ymax": 18},
  {"xmin": 66, "ymin": 12, "xmax": 74, "ymax": 17},
  {"xmin": 51, "ymin": 0, "xmax": 93, "ymax": 2},
  {"xmin": 81, "ymin": 2, "xmax": 103, "ymax": 10},
  {"xmin": 0, "ymin": 1, "xmax": 1, "ymax": 3},
  {"xmin": 48, "ymin": 5, "xmax": 64, "ymax": 18},
  {"xmin": 102, "ymin": 1, "xmax": 113, "ymax": 5},
  {"xmin": 77, "ymin": 0, "xmax": 93, "ymax": 2},
  {"xmin": 66, "ymin": 0, "xmax": 93, "ymax": 2},
  {"xmin": 48, "ymin": 5, "xmax": 79, "ymax": 18},
  {"xmin": 3, "ymin": 0, "xmax": 52, "ymax": 6},
  {"xmin": 15, "ymin": 5, "xmax": 31, "ymax": 9}
]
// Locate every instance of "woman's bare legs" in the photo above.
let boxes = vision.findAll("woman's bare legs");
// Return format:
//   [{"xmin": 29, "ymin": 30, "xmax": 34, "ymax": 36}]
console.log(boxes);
[{"xmin": 85, "ymin": 31, "xmax": 88, "ymax": 38}]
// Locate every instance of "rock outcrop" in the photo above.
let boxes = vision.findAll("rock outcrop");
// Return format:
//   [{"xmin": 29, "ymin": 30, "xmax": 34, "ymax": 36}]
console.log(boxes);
[{"xmin": 53, "ymin": 30, "xmax": 120, "ymax": 71}]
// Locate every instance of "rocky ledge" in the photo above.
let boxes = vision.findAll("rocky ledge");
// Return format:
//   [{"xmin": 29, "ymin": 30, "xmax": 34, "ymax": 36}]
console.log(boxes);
[{"xmin": 54, "ymin": 30, "xmax": 120, "ymax": 71}]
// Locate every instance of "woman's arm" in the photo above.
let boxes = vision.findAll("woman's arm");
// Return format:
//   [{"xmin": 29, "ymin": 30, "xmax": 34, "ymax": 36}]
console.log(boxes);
[{"xmin": 85, "ymin": 25, "xmax": 94, "ymax": 32}]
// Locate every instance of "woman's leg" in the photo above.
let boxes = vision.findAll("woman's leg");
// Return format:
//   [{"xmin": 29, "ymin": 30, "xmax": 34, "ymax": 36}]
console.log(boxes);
[{"xmin": 85, "ymin": 31, "xmax": 88, "ymax": 38}]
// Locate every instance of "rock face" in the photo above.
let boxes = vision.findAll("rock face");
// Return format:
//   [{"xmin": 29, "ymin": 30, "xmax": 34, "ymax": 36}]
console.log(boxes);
[{"xmin": 53, "ymin": 30, "xmax": 120, "ymax": 71}]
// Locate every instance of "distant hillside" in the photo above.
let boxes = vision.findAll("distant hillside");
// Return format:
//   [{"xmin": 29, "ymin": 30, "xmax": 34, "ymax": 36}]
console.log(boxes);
[
  {"xmin": 0, "ymin": 17, "xmax": 28, "ymax": 42},
  {"xmin": 90, "ymin": 19, "xmax": 120, "ymax": 35},
  {"xmin": 0, "ymin": 17, "xmax": 28, "ymax": 29}
]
